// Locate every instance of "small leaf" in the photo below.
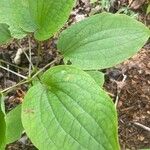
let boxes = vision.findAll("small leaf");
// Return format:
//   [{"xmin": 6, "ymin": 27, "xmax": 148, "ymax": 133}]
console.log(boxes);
[
  {"xmin": 58, "ymin": 13, "xmax": 150, "ymax": 70},
  {"xmin": 22, "ymin": 65, "xmax": 120, "ymax": 150},
  {"xmin": 5, "ymin": 105, "xmax": 23, "ymax": 144},
  {"xmin": 0, "ymin": 24, "xmax": 11, "ymax": 45},
  {"xmin": 0, "ymin": 95, "xmax": 6, "ymax": 150},
  {"xmin": 86, "ymin": 71, "xmax": 104, "ymax": 87},
  {"xmin": 0, "ymin": 0, "xmax": 74, "ymax": 40}
]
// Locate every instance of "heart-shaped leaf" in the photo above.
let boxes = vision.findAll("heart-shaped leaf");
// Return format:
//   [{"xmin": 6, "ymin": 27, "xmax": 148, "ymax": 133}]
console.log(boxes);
[
  {"xmin": 0, "ymin": 0, "xmax": 74, "ymax": 40},
  {"xmin": 28, "ymin": 0, "xmax": 75, "ymax": 40},
  {"xmin": 58, "ymin": 13, "xmax": 150, "ymax": 70},
  {"xmin": 22, "ymin": 65, "xmax": 120, "ymax": 150},
  {"xmin": 0, "ymin": 0, "xmax": 36, "ymax": 39}
]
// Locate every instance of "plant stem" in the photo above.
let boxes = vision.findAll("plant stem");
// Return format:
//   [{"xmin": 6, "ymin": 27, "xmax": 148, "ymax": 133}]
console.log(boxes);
[
  {"xmin": 28, "ymin": 36, "xmax": 34, "ymax": 77},
  {"xmin": 0, "ymin": 80, "xmax": 29, "ymax": 93},
  {"xmin": 32, "ymin": 58, "xmax": 59, "ymax": 79},
  {"xmin": 0, "ymin": 59, "xmax": 26, "ymax": 70},
  {"xmin": 0, "ymin": 65, "xmax": 27, "ymax": 79},
  {"xmin": 0, "ymin": 57, "xmax": 59, "ymax": 94},
  {"xmin": 37, "ymin": 41, "xmax": 42, "ymax": 66}
]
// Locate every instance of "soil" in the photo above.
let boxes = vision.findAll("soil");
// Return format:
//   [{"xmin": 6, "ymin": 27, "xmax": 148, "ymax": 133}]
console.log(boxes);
[
  {"xmin": 105, "ymin": 47, "xmax": 150, "ymax": 149},
  {"xmin": 0, "ymin": 0, "xmax": 150, "ymax": 150}
]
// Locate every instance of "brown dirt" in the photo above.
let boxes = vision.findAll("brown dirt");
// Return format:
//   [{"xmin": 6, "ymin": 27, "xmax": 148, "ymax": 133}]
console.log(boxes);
[{"xmin": 105, "ymin": 47, "xmax": 150, "ymax": 149}]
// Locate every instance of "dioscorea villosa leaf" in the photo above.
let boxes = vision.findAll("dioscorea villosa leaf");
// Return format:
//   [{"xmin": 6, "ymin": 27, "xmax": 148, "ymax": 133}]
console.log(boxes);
[
  {"xmin": 5, "ymin": 105, "xmax": 24, "ymax": 144},
  {"xmin": 22, "ymin": 65, "xmax": 120, "ymax": 150},
  {"xmin": 58, "ymin": 13, "xmax": 150, "ymax": 70},
  {"xmin": 0, "ymin": 0, "xmax": 74, "ymax": 40},
  {"xmin": 0, "ymin": 24, "xmax": 11, "ymax": 45},
  {"xmin": 28, "ymin": 0, "xmax": 75, "ymax": 40},
  {"xmin": 0, "ymin": 0, "xmax": 36, "ymax": 39}
]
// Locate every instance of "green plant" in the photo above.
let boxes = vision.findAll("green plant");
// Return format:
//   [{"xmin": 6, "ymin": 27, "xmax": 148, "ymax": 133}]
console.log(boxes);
[
  {"xmin": 90, "ymin": 0, "xmax": 116, "ymax": 12},
  {"xmin": 117, "ymin": 6, "xmax": 138, "ymax": 18},
  {"xmin": 0, "ymin": 1, "xmax": 150, "ymax": 150},
  {"xmin": 0, "ymin": 24, "xmax": 11, "ymax": 44}
]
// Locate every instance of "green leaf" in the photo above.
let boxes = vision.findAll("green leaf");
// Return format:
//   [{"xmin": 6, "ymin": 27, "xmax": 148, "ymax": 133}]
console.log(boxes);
[
  {"xmin": 0, "ymin": 24, "xmax": 11, "ymax": 45},
  {"xmin": 0, "ymin": 95, "xmax": 6, "ymax": 150},
  {"xmin": 28, "ymin": 0, "xmax": 75, "ymax": 40},
  {"xmin": 5, "ymin": 105, "xmax": 23, "ymax": 144},
  {"xmin": 0, "ymin": 0, "xmax": 74, "ymax": 40},
  {"xmin": 86, "ymin": 71, "xmax": 104, "ymax": 87},
  {"xmin": 58, "ymin": 13, "xmax": 150, "ymax": 70},
  {"xmin": 0, "ymin": 94, "xmax": 5, "ymax": 115},
  {"xmin": 22, "ymin": 65, "xmax": 119, "ymax": 150},
  {"xmin": 0, "ymin": 0, "xmax": 36, "ymax": 39}
]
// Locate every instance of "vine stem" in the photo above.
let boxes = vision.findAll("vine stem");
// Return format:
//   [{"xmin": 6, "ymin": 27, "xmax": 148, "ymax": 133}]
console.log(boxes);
[
  {"xmin": 32, "ymin": 58, "xmax": 60, "ymax": 79},
  {"xmin": 0, "ymin": 59, "xmax": 26, "ymax": 70},
  {"xmin": 0, "ymin": 57, "xmax": 60, "ymax": 94},
  {"xmin": 1, "ymin": 80, "xmax": 29, "ymax": 93},
  {"xmin": 28, "ymin": 36, "xmax": 34, "ymax": 77}
]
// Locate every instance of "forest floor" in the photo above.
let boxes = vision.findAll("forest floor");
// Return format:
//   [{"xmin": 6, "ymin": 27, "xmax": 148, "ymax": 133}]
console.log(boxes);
[{"xmin": 0, "ymin": 0, "xmax": 150, "ymax": 150}]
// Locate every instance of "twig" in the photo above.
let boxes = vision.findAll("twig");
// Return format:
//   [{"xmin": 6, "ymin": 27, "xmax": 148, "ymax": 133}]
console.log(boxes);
[
  {"xmin": 32, "ymin": 58, "xmax": 59, "ymax": 79},
  {"xmin": 115, "ymin": 95, "xmax": 119, "ymax": 108},
  {"xmin": 0, "ymin": 59, "xmax": 26, "ymax": 70},
  {"xmin": 133, "ymin": 122, "xmax": 150, "ymax": 132},
  {"xmin": 115, "ymin": 74, "xmax": 127, "ymax": 107},
  {"xmin": 0, "ymin": 65, "xmax": 27, "ymax": 80}
]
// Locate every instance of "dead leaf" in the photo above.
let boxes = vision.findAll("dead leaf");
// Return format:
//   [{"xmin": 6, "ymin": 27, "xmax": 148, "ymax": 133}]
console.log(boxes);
[{"xmin": 129, "ymin": 0, "xmax": 146, "ymax": 9}]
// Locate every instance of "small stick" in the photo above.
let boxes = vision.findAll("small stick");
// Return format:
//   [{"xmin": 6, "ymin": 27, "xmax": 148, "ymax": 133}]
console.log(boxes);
[
  {"xmin": 133, "ymin": 122, "xmax": 150, "ymax": 132},
  {"xmin": 0, "ymin": 59, "xmax": 26, "ymax": 70},
  {"xmin": 28, "ymin": 36, "xmax": 33, "ymax": 77},
  {"xmin": 115, "ymin": 95, "xmax": 119, "ymax": 108},
  {"xmin": 0, "ymin": 80, "xmax": 28, "ymax": 93},
  {"xmin": 115, "ymin": 74, "xmax": 127, "ymax": 107},
  {"xmin": 0, "ymin": 65, "xmax": 27, "ymax": 80}
]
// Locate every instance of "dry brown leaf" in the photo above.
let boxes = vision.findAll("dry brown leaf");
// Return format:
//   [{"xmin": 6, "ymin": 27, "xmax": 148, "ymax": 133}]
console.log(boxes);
[{"xmin": 129, "ymin": 0, "xmax": 146, "ymax": 9}]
